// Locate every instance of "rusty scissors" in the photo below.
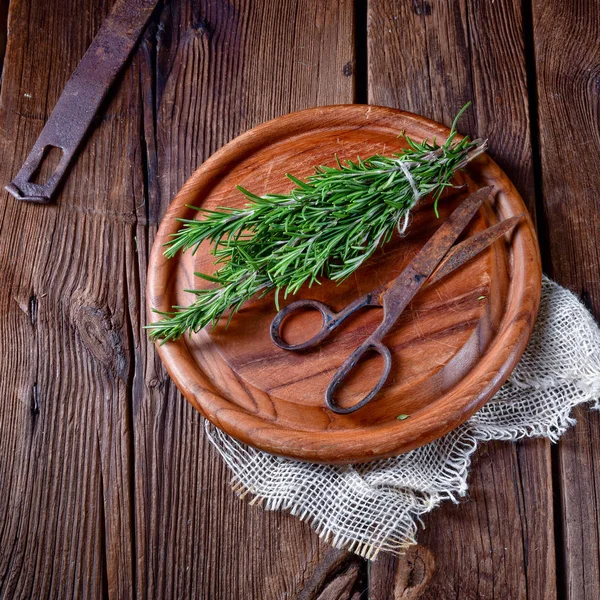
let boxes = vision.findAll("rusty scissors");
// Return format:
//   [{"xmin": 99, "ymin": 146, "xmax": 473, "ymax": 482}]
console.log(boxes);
[{"xmin": 270, "ymin": 186, "xmax": 524, "ymax": 414}]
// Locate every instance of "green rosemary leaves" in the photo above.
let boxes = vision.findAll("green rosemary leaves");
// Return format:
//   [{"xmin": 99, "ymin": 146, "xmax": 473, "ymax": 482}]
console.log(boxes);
[{"xmin": 148, "ymin": 106, "xmax": 486, "ymax": 342}]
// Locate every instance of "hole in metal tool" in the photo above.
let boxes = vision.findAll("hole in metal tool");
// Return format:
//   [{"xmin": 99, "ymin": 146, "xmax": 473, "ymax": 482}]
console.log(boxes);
[
  {"xmin": 280, "ymin": 306, "xmax": 325, "ymax": 347},
  {"xmin": 30, "ymin": 145, "xmax": 63, "ymax": 186},
  {"xmin": 333, "ymin": 348, "xmax": 386, "ymax": 411}
]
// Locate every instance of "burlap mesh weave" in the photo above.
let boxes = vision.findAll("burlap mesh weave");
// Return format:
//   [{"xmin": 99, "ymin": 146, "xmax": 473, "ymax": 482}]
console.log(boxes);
[{"xmin": 206, "ymin": 276, "xmax": 600, "ymax": 559}]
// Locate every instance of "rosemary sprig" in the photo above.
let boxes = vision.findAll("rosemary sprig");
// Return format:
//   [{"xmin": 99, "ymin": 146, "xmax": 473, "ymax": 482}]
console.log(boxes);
[{"xmin": 148, "ymin": 105, "xmax": 486, "ymax": 342}]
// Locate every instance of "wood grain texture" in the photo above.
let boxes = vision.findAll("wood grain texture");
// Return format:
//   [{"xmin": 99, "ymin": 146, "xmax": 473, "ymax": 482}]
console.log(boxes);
[
  {"xmin": 532, "ymin": 0, "xmax": 600, "ymax": 598},
  {"xmin": 132, "ymin": 1, "xmax": 358, "ymax": 598},
  {"xmin": 148, "ymin": 105, "xmax": 541, "ymax": 463},
  {"xmin": 0, "ymin": 0, "xmax": 598, "ymax": 597},
  {"xmin": 369, "ymin": 545, "xmax": 435, "ymax": 599},
  {"xmin": 0, "ymin": 0, "xmax": 361, "ymax": 598},
  {"xmin": 367, "ymin": 0, "xmax": 557, "ymax": 597},
  {"xmin": 0, "ymin": 0, "xmax": 7, "ymax": 82},
  {"xmin": 0, "ymin": 0, "xmax": 139, "ymax": 597}
]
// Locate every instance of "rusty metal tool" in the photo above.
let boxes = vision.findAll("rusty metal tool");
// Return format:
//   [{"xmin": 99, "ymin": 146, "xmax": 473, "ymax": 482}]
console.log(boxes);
[
  {"xmin": 6, "ymin": 0, "xmax": 160, "ymax": 204},
  {"xmin": 270, "ymin": 187, "xmax": 524, "ymax": 414}
]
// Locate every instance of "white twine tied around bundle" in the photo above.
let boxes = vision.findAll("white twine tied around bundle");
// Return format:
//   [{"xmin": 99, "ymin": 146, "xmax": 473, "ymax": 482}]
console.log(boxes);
[
  {"xmin": 206, "ymin": 276, "xmax": 600, "ymax": 560},
  {"xmin": 396, "ymin": 159, "xmax": 421, "ymax": 234},
  {"xmin": 395, "ymin": 137, "xmax": 488, "ymax": 235}
]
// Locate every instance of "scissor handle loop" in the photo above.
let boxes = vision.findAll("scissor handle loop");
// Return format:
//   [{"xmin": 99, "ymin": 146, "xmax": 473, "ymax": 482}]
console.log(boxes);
[
  {"xmin": 325, "ymin": 339, "xmax": 393, "ymax": 414},
  {"xmin": 270, "ymin": 299, "xmax": 337, "ymax": 351}
]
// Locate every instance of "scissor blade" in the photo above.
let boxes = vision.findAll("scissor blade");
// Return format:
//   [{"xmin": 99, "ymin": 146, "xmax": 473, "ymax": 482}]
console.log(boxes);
[
  {"xmin": 409, "ymin": 186, "xmax": 493, "ymax": 276},
  {"xmin": 374, "ymin": 186, "xmax": 493, "ymax": 334},
  {"xmin": 427, "ymin": 214, "xmax": 524, "ymax": 286},
  {"xmin": 383, "ymin": 186, "xmax": 492, "ymax": 298}
]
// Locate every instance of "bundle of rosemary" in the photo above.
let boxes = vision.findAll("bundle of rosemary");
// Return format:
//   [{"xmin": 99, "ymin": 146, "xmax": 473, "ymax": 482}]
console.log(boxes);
[{"xmin": 148, "ymin": 106, "xmax": 486, "ymax": 342}]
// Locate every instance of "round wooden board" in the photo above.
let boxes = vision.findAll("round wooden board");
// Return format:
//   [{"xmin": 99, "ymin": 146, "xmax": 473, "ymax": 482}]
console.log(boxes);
[{"xmin": 147, "ymin": 105, "xmax": 541, "ymax": 464}]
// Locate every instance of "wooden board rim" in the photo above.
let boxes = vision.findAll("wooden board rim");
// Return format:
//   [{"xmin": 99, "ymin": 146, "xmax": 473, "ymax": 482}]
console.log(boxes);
[{"xmin": 147, "ymin": 104, "xmax": 542, "ymax": 463}]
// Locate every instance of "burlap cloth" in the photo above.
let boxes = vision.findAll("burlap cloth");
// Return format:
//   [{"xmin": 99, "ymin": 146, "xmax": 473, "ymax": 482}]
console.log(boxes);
[{"xmin": 206, "ymin": 276, "xmax": 600, "ymax": 559}]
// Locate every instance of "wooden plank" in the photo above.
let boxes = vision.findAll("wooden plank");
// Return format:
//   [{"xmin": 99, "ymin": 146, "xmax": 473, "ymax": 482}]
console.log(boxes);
[
  {"xmin": 0, "ymin": 0, "xmax": 360, "ymax": 597},
  {"xmin": 0, "ymin": 0, "xmax": 8, "ymax": 81},
  {"xmin": 131, "ymin": 1, "xmax": 359, "ymax": 598},
  {"xmin": 532, "ymin": 0, "xmax": 600, "ymax": 598},
  {"xmin": 0, "ymin": 0, "xmax": 361, "ymax": 598},
  {"xmin": 0, "ymin": 0, "xmax": 140, "ymax": 597},
  {"xmin": 367, "ymin": 1, "xmax": 556, "ymax": 597}
]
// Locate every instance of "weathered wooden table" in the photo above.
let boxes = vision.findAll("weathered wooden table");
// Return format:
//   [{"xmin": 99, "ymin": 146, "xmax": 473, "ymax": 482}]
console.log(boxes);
[{"xmin": 1, "ymin": 1, "xmax": 599, "ymax": 598}]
